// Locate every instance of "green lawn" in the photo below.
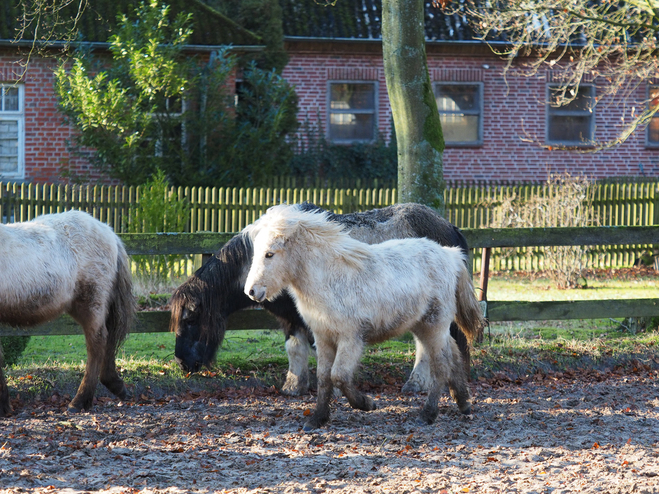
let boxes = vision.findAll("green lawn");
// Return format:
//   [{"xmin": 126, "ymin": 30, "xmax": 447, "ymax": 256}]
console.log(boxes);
[
  {"xmin": 485, "ymin": 269, "xmax": 658, "ymax": 302},
  {"xmin": 4, "ymin": 269, "xmax": 658, "ymax": 402}
]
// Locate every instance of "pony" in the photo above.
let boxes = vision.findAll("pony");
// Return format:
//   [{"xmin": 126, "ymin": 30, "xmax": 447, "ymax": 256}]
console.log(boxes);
[
  {"xmin": 0, "ymin": 210, "xmax": 134, "ymax": 416},
  {"xmin": 245, "ymin": 205, "xmax": 484, "ymax": 431},
  {"xmin": 170, "ymin": 202, "xmax": 472, "ymax": 396}
]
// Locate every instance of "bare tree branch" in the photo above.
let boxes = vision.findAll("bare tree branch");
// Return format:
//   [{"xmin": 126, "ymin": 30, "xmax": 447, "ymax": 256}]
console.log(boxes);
[{"xmin": 456, "ymin": 0, "xmax": 659, "ymax": 149}]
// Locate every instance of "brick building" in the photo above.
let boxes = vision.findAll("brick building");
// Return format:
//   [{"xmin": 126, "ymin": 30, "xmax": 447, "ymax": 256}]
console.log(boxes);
[
  {"xmin": 0, "ymin": 0, "xmax": 263, "ymax": 184},
  {"xmin": 278, "ymin": 1, "xmax": 659, "ymax": 182},
  {"xmin": 1, "ymin": 1, "xmax": 658, "ymax": 183}
]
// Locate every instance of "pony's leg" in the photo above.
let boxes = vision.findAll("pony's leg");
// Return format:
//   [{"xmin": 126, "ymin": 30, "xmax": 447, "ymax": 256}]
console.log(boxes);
[
  {"xmin": 99, "ymin": 345, "xmax": 129, "ymax": 400},
  {"xmin": 331, "ymin": 338, "xmax": 375, "ymax": 412},
  {"xmin": 450, "ymin": 321, "xmax": 472, "ymax": 380},
  {"xmin": 446, "ymin": 337, "xmax": 472, "ymax": 415},
  {"xmin": 413, "ymin": 321, "xmax": 455, "ymax": 424},
  {"xmin": 403, "ymin": 321, "xmax": 470, "ymax": 393},
  {"xmin": 281, "ymin": 328, "xmax": 311, "ymax": 396},
  {"xmin": 67, "ymin": 305, "xmax": 109, "ymax": 412},
  {"xmin": 402, "ymin": 332, "xmax": 433, "ymax": 393},
  {"xmin": 0, "ymin": 367, "xmax": 10, "ymax": 417},
  {"xmin": 304, "ymin": 336, "xmax": 336, "ymax": 431},
  {"xmin": 68, "ymin": 329, "xmax": 103, "ymax": 412},
  {"xmin": 419, "ymin": 327, "xmax": 472, "ymax": 423},
  {"xmin": 0, "ymin": 343, "xmax": 12, "ymax": 416}
]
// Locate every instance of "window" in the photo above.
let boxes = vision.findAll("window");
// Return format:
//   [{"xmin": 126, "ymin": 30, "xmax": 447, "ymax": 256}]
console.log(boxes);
[
  {"xmin": 146, "ymin": 95, "xmax": 185, "ymax": 159},
  {"xmin": 646, "ymin": 86, "xmax": 659, "ymax": 146},
  {"xmin": 0, "ymin": 84, "xmax": 24, "ymax": 180},
  {"xmin": 434, "ymin": 83, "xmax": 483, "ymax": 145},
  {"xmin": 546, "ymin": 85, "xmax": 595, "ymax": 146},
  {"xmin": 328, "ymin": 82, "xmax": 376, "ymax": 142}
]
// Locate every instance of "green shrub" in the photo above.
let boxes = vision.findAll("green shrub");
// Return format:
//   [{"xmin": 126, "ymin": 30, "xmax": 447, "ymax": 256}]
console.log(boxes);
[
  {"xmin": 128, "ymin": 169, "xmax": 191, "ymax": 292},
  {"xmin": 55, "ymin": 2, "xmax": 299, "ymax": 188},
  {"xmin": 1, "ymin": 336, "xmax": 31, "ymax": 367}
]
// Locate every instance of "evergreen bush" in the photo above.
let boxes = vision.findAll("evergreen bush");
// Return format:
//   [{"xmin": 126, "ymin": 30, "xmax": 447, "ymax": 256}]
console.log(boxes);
[{"xmin": 0, "ymin": 336, "xmax": 30, "ymax": 367}]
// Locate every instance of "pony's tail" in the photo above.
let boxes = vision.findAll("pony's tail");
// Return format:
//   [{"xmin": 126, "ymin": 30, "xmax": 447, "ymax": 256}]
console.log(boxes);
[
  {"xmin": 106, "ymin": 241, "xmax": 135, "ymax": 354},
  {"xmin": 454, "ymin": 263, "xmax": 485, "ymax": 346}
]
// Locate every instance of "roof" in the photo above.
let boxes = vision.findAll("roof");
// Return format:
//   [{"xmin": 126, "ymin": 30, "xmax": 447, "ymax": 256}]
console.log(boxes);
[
  {"xmin": 278, "ymin": 0, "xmax": 482, "ymax": 42},
  {"xmin": 0, "ymin": 0, "xmax": 261, "ymax": 45}
]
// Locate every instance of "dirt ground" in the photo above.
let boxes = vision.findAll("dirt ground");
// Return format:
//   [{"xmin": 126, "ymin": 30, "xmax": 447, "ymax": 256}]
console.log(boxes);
[{"xmin": 1, "ymin": 368, "xmax": 658, "ymax": 494}]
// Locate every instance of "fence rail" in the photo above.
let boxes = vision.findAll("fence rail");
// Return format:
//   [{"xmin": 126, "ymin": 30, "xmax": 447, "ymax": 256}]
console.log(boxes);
[{"xmin": 1, "ymin": 226, "xmax": 657, "ymax": 337}]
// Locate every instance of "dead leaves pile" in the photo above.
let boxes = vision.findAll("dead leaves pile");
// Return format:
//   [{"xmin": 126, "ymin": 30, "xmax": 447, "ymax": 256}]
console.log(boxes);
[{"xmin": 1, "ymin": 369, "xmax": 658, "ymax": 494}]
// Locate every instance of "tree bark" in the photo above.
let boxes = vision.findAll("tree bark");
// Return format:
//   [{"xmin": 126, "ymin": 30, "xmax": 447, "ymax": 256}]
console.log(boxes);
[{"xmin": 382, "ymin": 0, "xmax": 446, "ymax": 213}]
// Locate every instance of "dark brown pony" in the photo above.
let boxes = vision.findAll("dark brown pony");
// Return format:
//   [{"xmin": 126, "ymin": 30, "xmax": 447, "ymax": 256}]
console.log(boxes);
[
  {"xmin": 170, "ymin": 203, "xmax": 472, "ymax": 395},
  {"xmin": 0, "ymin": 211, "xmax": 134, "ymax": 416}
]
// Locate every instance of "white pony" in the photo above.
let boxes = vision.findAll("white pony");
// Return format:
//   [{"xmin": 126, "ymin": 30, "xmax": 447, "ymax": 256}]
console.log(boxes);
[
  {"xmin": 0, "ymin": 210, "xmax": 134, "ymax": 416},
  {"xmin": 245, "ymin": 205, "xmax": 484, "ymax": 431}
]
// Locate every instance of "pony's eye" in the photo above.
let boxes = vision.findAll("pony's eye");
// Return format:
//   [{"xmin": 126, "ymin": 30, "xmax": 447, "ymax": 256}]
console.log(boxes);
[{"xmin": 265, "ymin": 252, "xmax": 274, "ymax": 259}]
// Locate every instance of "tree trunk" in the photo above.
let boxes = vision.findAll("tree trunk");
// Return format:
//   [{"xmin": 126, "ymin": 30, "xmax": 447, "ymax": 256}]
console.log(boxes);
[{"xmin": 382, "ymin": 0, "xmax": 446, "ymax": 213}]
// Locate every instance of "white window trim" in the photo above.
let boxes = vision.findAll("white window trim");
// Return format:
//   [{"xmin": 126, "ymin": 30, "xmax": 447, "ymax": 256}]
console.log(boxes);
[
  {"xmin": 645, "ymin": 84, "xmax": 659, "ymax": 148},
  {"xmin": 0, "ymin": 83, "xmax": 25, "ymax": 181},
  {"xmin": 433, "ymin": 82, "xmax": 484, "ymax": 147},
  {"xmin": 546, "ymin": 84, "xmax": 596, "ymax": 146},
  {"xmin": 327, "ymin": 81, "xmax": 378, "ymax": 144}
]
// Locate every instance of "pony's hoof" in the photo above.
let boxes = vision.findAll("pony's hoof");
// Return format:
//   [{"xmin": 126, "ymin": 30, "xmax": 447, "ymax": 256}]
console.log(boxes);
[
  {"xmin": 460, "ymin": 406, "xmax": 472, "ymax": 416},
  {"xmin": 401, "ymin": 379, "xmax": 428, "ymax": 394},
  {"xmin": 302, "ymin": 414, "xmax": 328, "ymax": 431},
  {"xmin": 280, "ymin": 384, "xmax": 307, "ymax": 397},
  {"xmin": 302, "ymin": 422, "xmax": 317, "ymax": 432},
  {"xmin": 67, "ymin": 399, "xmax": 91, "ymax": 413},
  {"xmin": 419, "ymin": 409, "xmax": 439, "ymax": 425},
  {"xmin": 116, "ymin": 386, "xmax": 131, "ymax": 401},
  {"xmin": 363, "ymin": 396, "xmax": 377, "ymax": 411}
]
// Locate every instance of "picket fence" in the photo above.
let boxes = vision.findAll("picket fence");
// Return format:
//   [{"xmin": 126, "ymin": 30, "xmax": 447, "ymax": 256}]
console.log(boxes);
[{"xmin": 1, "ymin": 180, "xmax": 657, "ymax": 271}]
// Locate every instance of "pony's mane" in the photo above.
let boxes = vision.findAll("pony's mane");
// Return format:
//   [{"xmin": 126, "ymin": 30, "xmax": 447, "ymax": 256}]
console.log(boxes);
[
  {"xmin": 255, "ymin": 205, "xmax": 371, "ymax": 268},
  {"xmin": 169, "ymin": 232, "xmax": 255, "ymax": 348}
]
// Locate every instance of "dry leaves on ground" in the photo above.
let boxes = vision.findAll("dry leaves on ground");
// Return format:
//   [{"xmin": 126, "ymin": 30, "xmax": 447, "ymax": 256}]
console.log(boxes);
[{"xmin": 1, "ymin": 369, "xmax": 658, "ymax": 494}]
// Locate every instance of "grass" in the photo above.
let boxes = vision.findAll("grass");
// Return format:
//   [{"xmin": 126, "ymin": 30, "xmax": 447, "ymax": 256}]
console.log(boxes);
[
  {"xmin": 3, "ymin": 268, "xmax": 658, "ymax": 405},
  {"xmin": 486, "ymin": 268, "xmax": 658, "ymax": 302}
]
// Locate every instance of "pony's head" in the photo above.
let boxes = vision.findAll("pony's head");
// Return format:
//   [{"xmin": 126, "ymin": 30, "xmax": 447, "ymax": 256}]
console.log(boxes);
[
  {"xmin": 170, "ymin": 234, "xmax": 254, "ymax": 372},
  {"xmin": 244, "ymin": 207, "xmax": 293, "ymax": 304},
  {"xmin": 244, "ymin": 204, "xmax": 366, "ymax": 303},
  {"xmin": 170, "ymin": 277, "xmax": 225, "ymax": 373}
]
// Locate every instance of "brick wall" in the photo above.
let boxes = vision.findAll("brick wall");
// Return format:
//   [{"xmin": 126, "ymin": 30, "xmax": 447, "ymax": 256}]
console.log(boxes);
[
  {"xmin": 0, "ymin": 52, "xmax": 110, "ymax": 184},
  {"xmin": 3, "ymin": 41, "xmax": 659, "ymax": 184},
  {"xmin": 283, "ymin": 42, "xmax": 659, "ymax": 182},
  {"xmin": 0, "ymin": 49, "xmax": 232, "ymax": 185}
]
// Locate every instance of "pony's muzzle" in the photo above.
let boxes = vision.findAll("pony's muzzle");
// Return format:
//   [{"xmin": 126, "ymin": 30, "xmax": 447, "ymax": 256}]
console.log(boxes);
[{"xmin": 246, "ymin": 285, "xmax": 267, "ymax": 303}]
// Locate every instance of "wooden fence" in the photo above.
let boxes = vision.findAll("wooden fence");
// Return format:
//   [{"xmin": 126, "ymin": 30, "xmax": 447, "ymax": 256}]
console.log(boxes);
[
  {"xmin": 1, "ymin": 180, "xmax": 658, "ymax": 270},
  {"xmin": 1, "ymin": 225, "xmax": 658, "ymax": 337}
]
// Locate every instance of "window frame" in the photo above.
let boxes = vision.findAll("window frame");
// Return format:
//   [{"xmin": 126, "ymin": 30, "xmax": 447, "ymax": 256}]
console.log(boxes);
[
  {"xmin": 645, "ymin": 84, "xmax": 659, "ymax": 148},
  {"xmin": 149, "ymin": 95, "xmax": 186, "ymax": 158},
  {"xmin": 433, "ymin": 82, "xmax": 484, "ymax": 147},
  {"xmin": 0, "ymin": 83, "xmax": 25, "ymax": 181},
  {"xmin": 545, "ymin": 83, "xmax": 596, "ymax": 147},
  {"xmin": 327, "ymin": 81, "xmax": 378, "ymax": 144}
]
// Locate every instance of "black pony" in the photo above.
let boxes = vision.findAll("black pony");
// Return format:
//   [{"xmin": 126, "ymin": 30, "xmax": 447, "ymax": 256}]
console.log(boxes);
[{"xmin": 170, "ymin": 202, "xmax": 472, "ymax": 395}]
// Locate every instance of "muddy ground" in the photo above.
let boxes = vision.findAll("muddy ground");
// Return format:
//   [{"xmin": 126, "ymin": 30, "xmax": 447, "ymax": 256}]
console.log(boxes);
[{"xmin": 1, "ymin": 367, "xmax": 658, "ymax": 494}]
